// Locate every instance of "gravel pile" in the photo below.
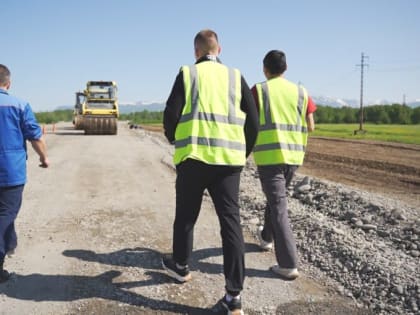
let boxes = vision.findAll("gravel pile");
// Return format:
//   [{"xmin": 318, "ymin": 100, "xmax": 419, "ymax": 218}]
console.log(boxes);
[{"xmin": 239, "ymin": 161, "xmax": 420, "ymax": 315}]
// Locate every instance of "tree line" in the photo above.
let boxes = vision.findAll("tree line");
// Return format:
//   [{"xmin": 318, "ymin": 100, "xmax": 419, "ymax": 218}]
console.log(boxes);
[
  {"xmin": 315, "ymin": 104, "xmax": 420, "ymax": 124},
  {"xmin": 119, "ymin": 110, "xmax": 163, "ymax": 124},
  {"xmin": 34, "ymin": 105, "xmax": 420, "ymax": 125},
  {"xmin": 35, "ymin": 109, "xmax": 74, "ymax": 124}
]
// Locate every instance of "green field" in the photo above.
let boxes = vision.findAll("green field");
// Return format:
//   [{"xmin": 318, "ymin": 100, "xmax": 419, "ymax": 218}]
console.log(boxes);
[{"xmin": 311, "ymin": 124, "xmax": 420, "ymax": 145}]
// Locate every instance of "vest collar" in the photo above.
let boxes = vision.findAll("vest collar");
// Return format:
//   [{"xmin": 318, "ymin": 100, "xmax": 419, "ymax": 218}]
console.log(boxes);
[{"xmin": 196, "ymin": 55, "xmax": 222, "ymax": 64}]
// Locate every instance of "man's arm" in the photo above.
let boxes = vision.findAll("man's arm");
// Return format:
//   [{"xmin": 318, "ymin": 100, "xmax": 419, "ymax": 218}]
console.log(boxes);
[
  {"xmin": 21, "ymin": 104, "xmax": 49, "ymax": 167},
  {"xmin": 306, "ymin": 113, "xmax": 315, "ymax": 132},
  {"xmin": 240, "ymin": 77, "xmax": 259, "ymax": 157},
  {"xmin": 163, "ymin": 71, "xmax": 185, "ymax": 143},
  {"xmin": 306, "ymin": 96, "xmax": 316, "ymax": 132},
  {"xmin": 30, "ymin": 137, "xmax": 49, "ymax": 168}
]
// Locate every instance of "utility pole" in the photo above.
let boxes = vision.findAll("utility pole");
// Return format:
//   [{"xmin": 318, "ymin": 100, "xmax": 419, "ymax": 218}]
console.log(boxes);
[
  {"xmin": 355, "ymin": 52, "xmax": 369, "ymax": 134},
  {"xmin": 403, "ymin": 94, "xmax": 406, "ymax": 106}
]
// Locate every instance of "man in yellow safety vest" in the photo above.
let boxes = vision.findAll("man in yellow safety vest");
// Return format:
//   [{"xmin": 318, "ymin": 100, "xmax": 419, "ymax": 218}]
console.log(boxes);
[
  {"xmin": 162, "ymin": 29, "xmax": 259, "ymax": 315},
  {"xmin": 251, "ymin": 50, "xmax": 316, "ymax": 280}
]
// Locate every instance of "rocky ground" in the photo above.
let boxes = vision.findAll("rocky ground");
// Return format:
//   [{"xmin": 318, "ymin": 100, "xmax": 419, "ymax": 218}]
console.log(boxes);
[{"xmin": 239, "ymin": 161, "xmax": 420, "ymax": 315}]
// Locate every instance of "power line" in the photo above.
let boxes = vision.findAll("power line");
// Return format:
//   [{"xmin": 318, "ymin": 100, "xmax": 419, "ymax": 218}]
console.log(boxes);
[{"xmin": 355, "ymin": 52, "xmax": 369, "ymax": 134}]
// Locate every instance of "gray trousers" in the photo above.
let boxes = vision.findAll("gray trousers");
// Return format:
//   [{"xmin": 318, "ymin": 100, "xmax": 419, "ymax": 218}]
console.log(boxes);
[{"xmin": 257, "ymin": 165, "xmax": 298, "ymax": 269}]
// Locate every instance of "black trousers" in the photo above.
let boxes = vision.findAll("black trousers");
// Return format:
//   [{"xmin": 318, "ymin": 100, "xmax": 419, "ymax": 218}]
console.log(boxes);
[{"xmin": 173, "ymin": 159, "xmax": 244, "ymax": 295}]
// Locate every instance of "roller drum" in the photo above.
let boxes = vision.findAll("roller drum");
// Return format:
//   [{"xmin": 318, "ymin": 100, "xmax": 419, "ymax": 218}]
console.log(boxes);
[{"xmin": 83, "ymin": 116, "xmax": 117, "ymax": 135}]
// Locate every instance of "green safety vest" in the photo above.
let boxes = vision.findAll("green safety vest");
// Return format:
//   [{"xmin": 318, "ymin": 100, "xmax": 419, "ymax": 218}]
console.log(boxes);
[
  {"xmin": 173, "ymin": 61, "xmax": 246, "ymax": 166},
  {"xmin": 253, "ymin": 77, "xmax": 309, "ymax": 166}
]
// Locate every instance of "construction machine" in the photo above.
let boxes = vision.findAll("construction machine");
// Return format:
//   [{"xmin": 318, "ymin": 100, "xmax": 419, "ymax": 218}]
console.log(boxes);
[{"xmin": 73, "ymin": 81, "xmax": 119, "ymax": 135}]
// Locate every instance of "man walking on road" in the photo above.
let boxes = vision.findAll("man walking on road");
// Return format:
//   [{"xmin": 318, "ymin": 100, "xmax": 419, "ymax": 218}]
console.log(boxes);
[
  {"xmin": 251, "ymin": 50, "xmax": 316, "ymax": 280},
  {"xmin": 162, "ymin": 29, "xmax": 259, "ymax": 314},
  {"xmin": 0, "ymin": 64, "xmax": 49, "ymax": 283}
]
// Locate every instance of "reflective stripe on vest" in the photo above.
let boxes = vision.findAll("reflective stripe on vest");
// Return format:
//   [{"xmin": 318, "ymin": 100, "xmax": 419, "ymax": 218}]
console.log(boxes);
[
  {"xmin": 174, "ymin": 62, "xmax": 246, "ymax": 166},
  {"xmin": 253, "ymin": 77, "xmax": 308, "ymax": 166}
]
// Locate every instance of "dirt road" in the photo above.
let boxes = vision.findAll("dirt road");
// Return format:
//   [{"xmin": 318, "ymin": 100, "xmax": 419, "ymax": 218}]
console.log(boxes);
[{"xmin": 0, "ymin": 122, "xmax": 362, "ymax": 315}]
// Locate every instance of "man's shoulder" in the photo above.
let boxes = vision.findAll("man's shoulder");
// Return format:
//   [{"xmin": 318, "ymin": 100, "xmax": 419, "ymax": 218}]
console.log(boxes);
[{"xmin": 0, "ymin": 92, "xmax": 29, "ymax": 110}]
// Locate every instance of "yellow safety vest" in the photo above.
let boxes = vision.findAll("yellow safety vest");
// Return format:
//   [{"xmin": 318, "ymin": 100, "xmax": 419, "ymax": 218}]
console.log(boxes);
[
  {"xmin": 173, "ymin": 61, "xmax": 246, "ymax": 166},
  {"xmin": 253, "ymin": 77, "xmax": 309, "ymax": 166}
]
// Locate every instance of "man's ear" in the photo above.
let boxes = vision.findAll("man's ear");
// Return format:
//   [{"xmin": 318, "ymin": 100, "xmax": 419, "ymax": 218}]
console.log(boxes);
[
  {"xmin": 263, "ymin": 66, "xmax": 269, "ymax": 79},
  {"xmin": 218, "ymin": 45, "xmax": 221, "ymax": 55},
  {"xmin": 194, "ymin": 47, "xmax": 200, "ymax": 60}
]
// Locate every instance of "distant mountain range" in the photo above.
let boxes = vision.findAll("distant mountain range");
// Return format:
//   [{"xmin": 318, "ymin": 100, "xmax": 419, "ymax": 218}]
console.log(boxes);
[{"xmin": 55, "ymin": 98, "xmax": 420, "ymax": 113}]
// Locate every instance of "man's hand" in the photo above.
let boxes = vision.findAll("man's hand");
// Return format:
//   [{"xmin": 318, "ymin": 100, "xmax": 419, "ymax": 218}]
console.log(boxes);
[
  {"xmin": 39, "ymin": 157, "xmax": 49, "ymax": 168},
  {"xmin": 30, "ymin": 137, "xmax": 49, "ymax": 168}
]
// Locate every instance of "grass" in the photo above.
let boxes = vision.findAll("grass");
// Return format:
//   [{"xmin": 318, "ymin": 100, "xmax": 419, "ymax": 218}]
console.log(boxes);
[{"xmin": 312, "ymin": 124, "xmax": 420, "ymax": 145}]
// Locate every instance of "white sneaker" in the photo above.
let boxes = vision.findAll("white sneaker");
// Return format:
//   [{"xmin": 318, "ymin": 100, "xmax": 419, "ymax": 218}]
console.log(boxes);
[
  {"xmin": 6, "ymin": 249, "xmax": 15, "ymax": 258},
  {"xmin": 271, "ymin": 265, "xmax": 299, "ymax": 280},
  {"xmin": 256, "ymin": 226, "xmax": 273, "ymax": 251}
]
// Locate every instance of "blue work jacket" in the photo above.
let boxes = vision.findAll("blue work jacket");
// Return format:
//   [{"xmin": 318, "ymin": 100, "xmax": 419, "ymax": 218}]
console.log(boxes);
[{"xmin": 0, "ymin": 88, "xmax": 42, "ymax": 187}]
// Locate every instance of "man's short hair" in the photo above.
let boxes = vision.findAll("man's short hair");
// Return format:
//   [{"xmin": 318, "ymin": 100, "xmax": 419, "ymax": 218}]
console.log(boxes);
[
  {"xmin": 0, "ymin": 64, "xmax": 11, "ymax": 86},
  {"xmin": 194, "ymin": 29, "xmax": 219, "ymax": 54},
  {"xmin": 263, "ymin": 50, "xmax": 287, "ymax": 75}
]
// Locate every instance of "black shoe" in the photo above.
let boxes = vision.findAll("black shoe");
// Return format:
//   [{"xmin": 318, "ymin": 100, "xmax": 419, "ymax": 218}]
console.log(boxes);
[
  {"xmin": 220, "ymin": 294, "xmax": 244, "ymax": 315},
  {"xmin": 0, "ymin": 269, "xmax": 10, "ymax": 283},
  {"xmin": 161, "ymin": 255, "xmax": 191, "ymax": 283}
]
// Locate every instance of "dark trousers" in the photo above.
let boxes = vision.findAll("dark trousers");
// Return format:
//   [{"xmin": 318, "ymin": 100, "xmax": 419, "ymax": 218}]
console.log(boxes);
[
  {"xmin": 258, "ymin": 165, "xmax": 298, "ymax": 269},
  {"xmin": 173, "ymin": 159, "xmax": 244, "ymax": 295},
  {"xmin": 0, "ymin": 185, "xmax": 24, "ymax": 262}
]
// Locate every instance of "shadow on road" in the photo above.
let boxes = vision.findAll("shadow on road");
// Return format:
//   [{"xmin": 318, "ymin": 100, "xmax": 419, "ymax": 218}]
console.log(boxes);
[
  {"xmin": 0, "ymin": 245, "xmax": 276, "ymax": 313},
  {"xmin": 0, "ymin": 269, "xmax": 217, "ymax": 314},
  {"xmin": 191, "ymin": 243, "xmax": 277, "ymax": 279},
  {"xmin": 61, "ymin": 244, "xmax": 275, "ymax": 279}
]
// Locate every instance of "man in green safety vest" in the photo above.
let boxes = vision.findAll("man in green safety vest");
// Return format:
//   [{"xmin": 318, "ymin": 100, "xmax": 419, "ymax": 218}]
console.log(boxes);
[
  {"xmin": 162, "ymin": 29, "xmax": 259, "ymax": 314},
  {"xmin": 251, "ymin": 50, "xmax": 316, "ymax": 280}
]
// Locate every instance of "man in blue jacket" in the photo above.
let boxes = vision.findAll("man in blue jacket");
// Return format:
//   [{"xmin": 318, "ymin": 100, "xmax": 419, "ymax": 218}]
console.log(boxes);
[{"xmin": 0, "ymin": 64, "xmax": 49, "ymax": 282}]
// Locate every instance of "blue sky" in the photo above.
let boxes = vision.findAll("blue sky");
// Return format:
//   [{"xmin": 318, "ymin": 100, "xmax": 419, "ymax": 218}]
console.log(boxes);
[{"xmin": 2, "ymin": 0, "xmax": 420, "ymax": 111}]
